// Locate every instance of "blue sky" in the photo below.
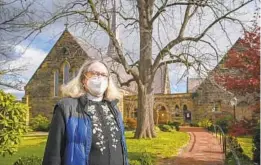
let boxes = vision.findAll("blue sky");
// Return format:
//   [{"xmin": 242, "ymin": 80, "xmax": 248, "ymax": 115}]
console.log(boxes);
[{"xmin": 2, "ymin": 0, "xmax": 256, "ymax": 100}]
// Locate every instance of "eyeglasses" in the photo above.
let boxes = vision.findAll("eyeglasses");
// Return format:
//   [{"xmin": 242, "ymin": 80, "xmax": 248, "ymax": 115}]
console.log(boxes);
[{"xmin": 84, "ymin": 71, "xmax": 109, "ymax": 79}]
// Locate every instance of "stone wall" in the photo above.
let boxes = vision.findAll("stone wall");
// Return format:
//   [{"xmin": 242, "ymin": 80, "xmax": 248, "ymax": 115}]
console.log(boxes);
[
  {"xmin": 192, "ymin": 78, "xmax": 254, "ymax": 122},
  {"xmin": 24, "ymin": 30, "xmax": 90, "ymax": 119},
  {"xmin": 123, "ymin": 93, "xmax": 194, "ymax": 124}
]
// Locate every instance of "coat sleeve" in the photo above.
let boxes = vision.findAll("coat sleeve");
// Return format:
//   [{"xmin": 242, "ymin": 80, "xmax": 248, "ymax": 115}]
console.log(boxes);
[{"xmin": 42, "ymin": 105, "xmax": 66, "ymax": 165}]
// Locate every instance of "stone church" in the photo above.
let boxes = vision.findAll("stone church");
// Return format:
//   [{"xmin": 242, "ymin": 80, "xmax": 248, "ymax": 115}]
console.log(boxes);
[
  {"xmin": 23, "ymin": 28, "xmax": 255, "ymax": 125},
  {"xmin": 22, "ymin": 28, "xmax": 173, "ymax": 119}
]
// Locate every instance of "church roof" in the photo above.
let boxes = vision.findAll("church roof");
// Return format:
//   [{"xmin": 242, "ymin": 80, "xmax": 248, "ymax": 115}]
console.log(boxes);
[
  {"xmin": 191, "ymin": 38, "xmax": 243, "ymax": 95},
  {"xmin": 25, "ymin": 29, "xmax": 170, "ymax": 95}
]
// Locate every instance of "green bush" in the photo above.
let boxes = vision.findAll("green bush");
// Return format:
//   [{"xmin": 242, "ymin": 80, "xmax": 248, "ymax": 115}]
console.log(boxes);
[
  {"xmin": 0, "ymin": 90, "xmax": 29, "ymax": 156},
  {"xmin": 227, "ymin": 136, "xmax": 243, "ymax": 154},
  {"xmin": 13, "ymin": 155, "xmax": 42, "ymax": 165},
  {"xmin": 189, "ymin": 122, "xmax": 199, "ymax": 127},
  {"xmin": 158, "ymin": 125, "xmax": 173, "ymax": 132},
  {"xmin": 154, "ymin": 126, "xmax": 161, "ymax": 133},
  {"xmin": 215, "ymin": 115, "xmax": 233, "ymax": 134},
  {"xmin": 167, "ymin": 122, "xmax": 180, "ymax": 131},
  {"xmin": 30, "ymin": 115, "xmax": 50, "ymax": 132},
  {"xmin": 225, "ymin": 153, "xmax": 253, "ymax": 165},
  {"xmin": 198, "ymin": 118, "xmax": 212, "ymax": 129},
  {"xmin": 207, "ymin": 124, "xmax": 215, "ymax": 132},
  {"xmin": 253, "ymin": 123, "xmax": 260, "ymax": 164},
  {"xmin": 139, "ymin": 152, "xmax": 153, "ymax": 165},
  {"xmin": 129, "ymin": 160, "xmax": 141, "ymax": 165}
]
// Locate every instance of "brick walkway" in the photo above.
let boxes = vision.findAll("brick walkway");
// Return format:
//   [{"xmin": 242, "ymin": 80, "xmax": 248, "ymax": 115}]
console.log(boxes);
[{"xmin": 158, "ymin": 127, "xmax": 225, "ymax": 165}]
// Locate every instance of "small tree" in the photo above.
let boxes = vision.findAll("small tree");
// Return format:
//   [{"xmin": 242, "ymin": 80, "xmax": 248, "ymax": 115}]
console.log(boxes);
[
  {"xmin": 214, "ymin": 26, "xmax": 260, "ymax": 120},
  {"xmin": 214, "ymin": 27, "xmax": 260, "ymax": 94},
  {"xmin": 0, "ymin": 90, "xmax": 29, "ymax": 156}
]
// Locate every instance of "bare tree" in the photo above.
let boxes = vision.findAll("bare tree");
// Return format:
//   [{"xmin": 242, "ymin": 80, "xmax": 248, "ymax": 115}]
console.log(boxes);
[
  {"xmin": 34, "ymin": 0, "xmax": 255, "ymax": 138},
  {"xmin": 0, "ymin": 0, "xmax": 38, "ymax": 90}
]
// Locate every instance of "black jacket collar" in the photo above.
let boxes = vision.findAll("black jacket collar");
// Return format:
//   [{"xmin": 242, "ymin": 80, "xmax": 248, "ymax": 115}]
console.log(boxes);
[{"xmin": 78, "ymin": 93, "xmax": 119, "ymax": 107}]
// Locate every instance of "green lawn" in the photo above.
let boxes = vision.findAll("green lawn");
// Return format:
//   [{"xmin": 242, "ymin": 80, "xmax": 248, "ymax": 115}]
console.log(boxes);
[
  {"xmin": 237, "ymin": 136, "xmax": 253, "ymax": 160},
  {"xmin": 0, "ymin": 136, "xmax": 47, "ymax": 165},
  {"xmin": 0, "ymin": 131, "xmax": 189, "ymax": 165},
  {"xmin": 126, "ymin": 130, "xmax": 189, "ymax": 162}
]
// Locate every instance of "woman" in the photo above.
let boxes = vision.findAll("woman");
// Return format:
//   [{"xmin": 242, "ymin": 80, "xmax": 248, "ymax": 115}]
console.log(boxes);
[{"xmin": 42, "ymin": 60, "xmax": 128, "ymax": 165}]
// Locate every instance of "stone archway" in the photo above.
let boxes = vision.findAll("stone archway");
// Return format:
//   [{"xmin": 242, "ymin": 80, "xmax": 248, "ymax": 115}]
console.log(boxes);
[
  {"xmin": 154, "ymin": 102, "xmax": 169, "ymax": 124},
  {"xmin": 183, "ymin": 104, "xmax": 188, "ymax": 112},
  {"xmin": 183, "ymin": 104, "xmax": 192, "ymax": 122},
  {"xmin": 124, "ymin": 102, "xmax": 136, "ymax": 119}
]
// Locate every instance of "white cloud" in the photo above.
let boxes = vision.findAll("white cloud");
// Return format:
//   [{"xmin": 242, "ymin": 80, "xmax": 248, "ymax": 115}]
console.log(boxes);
[
  {"xmin": 3, "ymin": 89, "xmax": 25, "ymax": 100},
  {"xmin": 2, "ymin": 45, "xmax": 48, "ymax": 99},
  {"xmin": 14, "ymin": 45, "xmax": 48, "ymax": 80},
  {"xmin": 4, "ymin": 88, "xmax": 24, "ymax": 94}
]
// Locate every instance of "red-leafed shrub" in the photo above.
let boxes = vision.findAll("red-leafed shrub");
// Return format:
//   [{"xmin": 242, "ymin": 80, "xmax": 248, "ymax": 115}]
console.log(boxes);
[{"xmin": 228, "ymin": 118, "xmax": 256, "ymax": 136}]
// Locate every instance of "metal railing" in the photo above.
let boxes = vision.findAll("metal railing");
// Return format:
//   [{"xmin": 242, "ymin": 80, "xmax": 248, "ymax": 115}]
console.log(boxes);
[{"xmin": 211, "ymin": 124, "xmax": 241, "ymax": 165}]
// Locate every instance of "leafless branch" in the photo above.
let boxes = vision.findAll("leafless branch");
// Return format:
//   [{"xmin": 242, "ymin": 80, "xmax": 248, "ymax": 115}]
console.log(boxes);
[
  {"xmin": 150, "ymin": 0, "xmax": 168, "ymax": 24},
  {"xmin": 183, "ymin": 0, "xmax": 253, "ymax": 42},
  {"xmin": 88, "ymin": 0, "xmax": 140, "ymax": 85},
  {"xmin": 111, "ymin": 70, "xmax": 135, "ymax": 87},
  {"xmin": 152, "ymin": 0, "xmax": 253, "ymax": 75}
]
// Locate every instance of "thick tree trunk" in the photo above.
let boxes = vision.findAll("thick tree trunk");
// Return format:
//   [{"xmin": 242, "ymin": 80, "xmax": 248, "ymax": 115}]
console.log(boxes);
[
  {"xmin": 134, "ymin": 0, "xmax": 156, "ymax": 139},
  {"xmin": 134, "ymin": 84, "xmax": 156, "ymax": 138}
]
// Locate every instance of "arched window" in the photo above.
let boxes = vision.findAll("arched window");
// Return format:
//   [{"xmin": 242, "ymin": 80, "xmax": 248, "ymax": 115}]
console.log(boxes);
[
  {"xmin": 175, "ymin": 105, "xmax": 179, "ymax": 111},
  {"xmin": 72, "ymin": 68, "xmax": 78, "ymax": 79},
  {"xmin": 183, "ymin": 105, "xmax": 188, "ymax": 111},
  {"xmin": 54, "ymin": 70, "xmax": 59, "ymax": 96},
  {"xmin": 213, "ymin": 101, "xmax": 221, "ymax": 112},
  {"xmin": 175, "ymin": 105, "xmax": 180, "ymax": 117},
  {"xmin": 63, "ymin": 62, "xmax": 70, "ymax": 84},
  {"xmin": 131, "ymin": 108, "xmax": 138, "ymax": 118}
]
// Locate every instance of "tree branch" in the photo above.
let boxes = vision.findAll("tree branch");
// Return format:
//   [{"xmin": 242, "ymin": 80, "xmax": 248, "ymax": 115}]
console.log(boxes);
[
  {"xmin": 111, "ymin": 70, "xmax": 135, "ymax": 87},
  {"xmin": 0, "ymin": 81, "xmax": 24, "ymax": 91},
  {"xmin": 150, "ymin": 0, "xmax": 208, "ymax": 24},
  {"xmin": 178, "ymin": 3, "xmax": 192, "ymax": 37},
  {"xmin": 152, "ymin": 0, "xmax": 253, "ymax": 75},
  {"xmin": 88, "ymin": 0, "xmax": 140, "ymax": 83},
  {"xmin": 150, "ymin": 0, "xmax": 168, "ymax": 24},
  {"xmin": 117, "ymin": 11, "xmax": 139, "ymax": 22},
  {"xmin": 166, "ymin": 2, "xmax": 208, "ymax": 8},
  {"xmin": 182, "ymin": 0, "xmax": 253, "ymax": 42}
]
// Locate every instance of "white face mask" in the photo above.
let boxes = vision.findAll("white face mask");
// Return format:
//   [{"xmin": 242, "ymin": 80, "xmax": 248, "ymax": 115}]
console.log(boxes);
[{"xmin": 86, "ymin": 77, "xmax": 108, "ymax": 97}]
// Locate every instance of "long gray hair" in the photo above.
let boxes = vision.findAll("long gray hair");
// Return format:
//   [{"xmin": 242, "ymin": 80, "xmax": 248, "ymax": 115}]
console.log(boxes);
[{"xmin": 61, "ymin": 60, "xmax": 121, "ymax": 101}]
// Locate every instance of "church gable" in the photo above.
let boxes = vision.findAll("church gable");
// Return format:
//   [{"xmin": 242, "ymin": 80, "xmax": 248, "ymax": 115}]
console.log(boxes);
[
  {"xmin": 25, "ymin": 29, "xmax": 90, "ymax": 98},
  {"xmin": 191, "ymin": 38, "xmax": 243, "ymax": 95}
]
